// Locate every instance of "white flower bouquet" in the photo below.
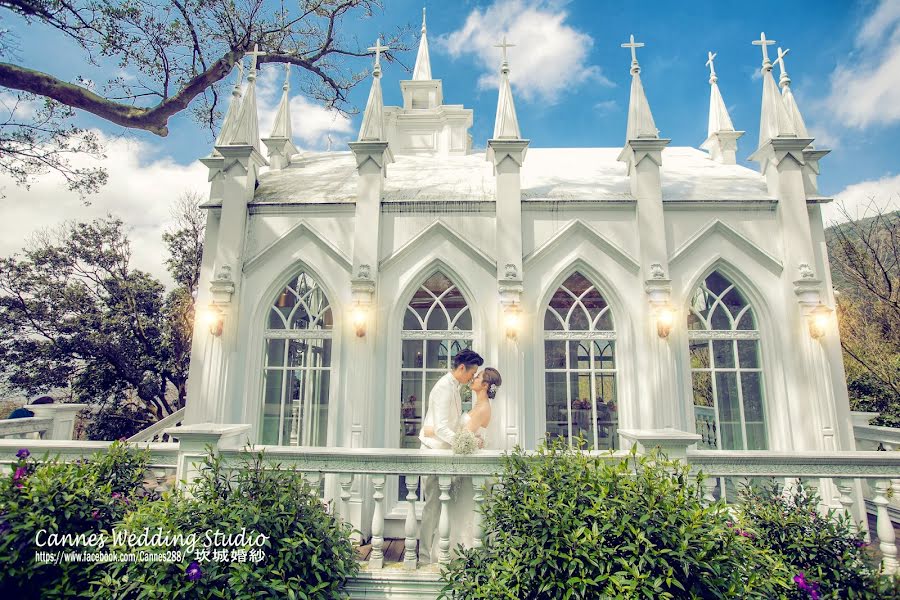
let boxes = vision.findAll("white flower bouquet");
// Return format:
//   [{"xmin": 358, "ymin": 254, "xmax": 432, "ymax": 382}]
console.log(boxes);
[{"xmin": 452, "ymin": 428, "xmax": 479, "ymax": 455}]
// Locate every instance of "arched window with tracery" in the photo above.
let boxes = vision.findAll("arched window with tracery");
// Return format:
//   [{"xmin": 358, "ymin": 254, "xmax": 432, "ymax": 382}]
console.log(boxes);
[
  {"xmin": 688, "ymin": 271, "xmax": 767, "ymax": 451},
  {"xmin": 543, "ymin": 272, "xmax": 618, "ymax": 450},
  {"xmin": 261, "ymin": 272, "xmax": 333, "ymax": 446},
  {"xmin": 399, "ymin": 272, "xmax": 473, "ymax": 499}
]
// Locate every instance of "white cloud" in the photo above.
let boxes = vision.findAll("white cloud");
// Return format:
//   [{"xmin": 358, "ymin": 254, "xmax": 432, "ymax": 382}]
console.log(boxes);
[
  {"xmin": 824, "ymin": 0, "xmax": 900, "ymax": 128},
  {"xmin": 256, "ymin": 65, "xmax": 354, "ymax": 149},
  {"xmin": 593, "ymin": 99, "xmax": 617, "ymax": 114},
  {"xmin": 438, "ymin": 0, "xmax": 610, "ymax": 103},
  {"xmin": 824, "ymin": 173, "xmax": 900, "ymax": 225},
  {"xmin": 0, "ymin": 132, "xmax": 207, "ymax": 286}
]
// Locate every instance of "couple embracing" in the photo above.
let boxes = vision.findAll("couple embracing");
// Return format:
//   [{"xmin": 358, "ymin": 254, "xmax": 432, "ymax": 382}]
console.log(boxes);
[{"xmin": 417, "ymin": 349, "xmax": 502, "ymax": 564}]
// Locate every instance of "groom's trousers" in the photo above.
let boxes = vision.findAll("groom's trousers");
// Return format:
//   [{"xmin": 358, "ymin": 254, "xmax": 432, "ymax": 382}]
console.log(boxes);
[{"xmin": 418, "ymin": 472, "xmax": 441, "ymax": 564}]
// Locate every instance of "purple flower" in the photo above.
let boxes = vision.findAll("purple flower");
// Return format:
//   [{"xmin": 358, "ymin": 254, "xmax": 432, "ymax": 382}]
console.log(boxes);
[
  {"xmin": 186, "ymin": 561, "xmax": 202, "ymax": 581},
  {"xmin": 794, "ymin": 572, "xmax": 820, "ymax": 599},
  {"xmin": 16, "ymin": 448, "xmax": 29, "ymax": 460},
  {"xmin": 111, "ymin": 492, "xmax": 121, "ymax": 500},
  {"xmin": 91, "ymin": 510, "xmax": 99, "ymax": 519},
  {"xmin": 13, "ymin": 467, "xmax": 26, "ymax": 481},
  {"xmin": 736, "ymin": 529, "xmax": 755, "ymax": 539}
]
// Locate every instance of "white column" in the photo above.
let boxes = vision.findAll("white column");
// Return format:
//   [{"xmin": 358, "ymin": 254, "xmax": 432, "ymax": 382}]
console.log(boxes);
[
  {"xmin": 369, "ymin": 474, "xmax": 386, "ymax": 569},
  {"xmin": 437, "ymin": 475, "xmax": 452, "ymax": 565},
  {"xmin": 403, "ymin": 474, "xmax": 418, "ymax": 570},
  {"xmin": 29, "ymin": 404, "xmax": 87, "ymax": 440}
]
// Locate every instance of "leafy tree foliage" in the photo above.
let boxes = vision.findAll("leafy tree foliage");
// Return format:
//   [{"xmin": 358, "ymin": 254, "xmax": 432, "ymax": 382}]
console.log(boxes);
[{"xmin": 0, "ymin": 194, "xmax": 204, "ymax": 435}]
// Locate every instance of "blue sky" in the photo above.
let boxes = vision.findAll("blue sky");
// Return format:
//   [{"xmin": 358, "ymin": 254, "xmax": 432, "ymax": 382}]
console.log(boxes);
[{"xmin": 1, "ymin": 0, "xmax": 899, "ymax": 281}]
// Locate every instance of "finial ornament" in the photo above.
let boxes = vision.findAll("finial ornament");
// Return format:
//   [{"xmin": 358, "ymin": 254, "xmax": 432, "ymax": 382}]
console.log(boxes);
[
  {"xmin": 367, "ymin": 37, "xmax": 390, "ymax": 73},
  {"xmin": 494, "ymin": 35, "xmax": 516, "ymax": 65},
  {"xmin": 282, "ymin": 61, "xmax": 291, "ymax": 90},
  {"xmin": 751, "ymin": 32, "xmax": 776, "ymax": 71},
  {"xmin": 245, "ymin": 44, "xmax": 265, "ymax": 76},
  {"xmin": 621, "ymin": 34, "xmax": 645, "ymax": 73},
  {"xmin": 705, "ymin": 51, "xmax": 717, "ymax": 82},
  {"xmin": 773, "ymin": 46, "xmax": 791, "ymax": 87}
]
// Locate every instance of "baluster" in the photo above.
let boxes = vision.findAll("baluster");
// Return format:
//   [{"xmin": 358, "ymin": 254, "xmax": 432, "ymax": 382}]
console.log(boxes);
[
  {"xmin": 304, "ymin": 471, "xmax": 322, "ymax": 500},
  {"xmin": 892, "ymin": 478, "xmax": 900, "ymax": 510},
  {"xmin": 472, "ymin": 476, "xmax": 486, "ymax": 548},
  {"xmin": 835, "ymin": 479, "xmax": 857, "ymax": 532},
  {"xmin": 369, "ymin": 475, "xmax": 386, "ymax": 569},
  {"xmin": 403, "ymin": 475, "xmax": 418, "ymax": 570},
  {"xmin": 874, "ymin": 479, "xmax": 899, "ymax": 575},
  {"xmin": 437, "ymin": 475, "xmax": 452, "ymax": 565},
  {"xmin": 801, "ymin": 477, "xmax": 822, "ymax": 514},
  {"xmin": 339, "ymin": 473, "xmax": 354, "ymax": 521},
  {"xmin": 701, "ymin": 476, "xmax": 718, "ymax": 506}
]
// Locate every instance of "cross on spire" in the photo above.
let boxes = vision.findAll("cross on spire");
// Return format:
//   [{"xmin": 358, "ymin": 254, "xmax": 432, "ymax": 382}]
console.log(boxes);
[
  {"xmin": 621, "ymin": 34, "xmax": 645, "ymax": 65},
  {"xmin": 774, "ymin": 47, "xmax": 790, "ymax": 75},
  {"xmin": 245, "ymin": 44, "xmax": 265, "ymax": 75},
  {"xmin": 494, "ymin": 35, "xmax": 515, "ymax": 64},
  {"xmin": 367, "ymin": 37, "xmax": 390, "ymax": 69},
  {"xmin": 233, "ymin": 59, "xmax": 245, "ymax": 90},
  {"xmin": 705, "ymin": 51, "xmax": 717, "ymax": 77},
  {"xmin": 752, "ymin": 32, "xmax": 776, "ymax": 66},
  {"xmin": 282, "ymin": 61, "xmax": 291, "ymax": 90},
  {"xmin": 421, "ymin": 6, "xmax": 426, "ymax": 33}
]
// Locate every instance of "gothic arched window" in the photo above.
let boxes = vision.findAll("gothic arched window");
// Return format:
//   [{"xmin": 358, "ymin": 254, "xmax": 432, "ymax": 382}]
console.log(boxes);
[
  {"xmin": 399, "ymin": 272, "xmax": 473, "ymax": 499},
  {"xmin": 688, "ymin": 271, "xmax": 767, "ymax": 451},
  {"xmin": 261, "ymin": 272, "xmax": 333, "ymax": 446},
  {"xmin": 543, "ymin": 272, "xmax": 618, "ymax": 450}
]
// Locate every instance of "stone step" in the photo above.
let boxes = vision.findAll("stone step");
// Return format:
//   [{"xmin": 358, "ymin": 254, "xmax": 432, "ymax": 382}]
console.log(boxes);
[{"xmin": 345, "ymin": 562, "xmax": 444, "ymax": 600}]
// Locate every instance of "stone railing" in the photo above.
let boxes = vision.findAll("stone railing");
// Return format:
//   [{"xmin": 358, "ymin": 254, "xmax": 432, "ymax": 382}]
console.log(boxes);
[
  {"xmin": 851, "ymin": 412, "xmax": 900, "ymax": 528},
  {"xmin": 127, "ymin": 407, "xmax": 186, "ymax": 443},
  {"xmin": 0, "ymin": 404, "xmax": 87, "ymax": 440}
]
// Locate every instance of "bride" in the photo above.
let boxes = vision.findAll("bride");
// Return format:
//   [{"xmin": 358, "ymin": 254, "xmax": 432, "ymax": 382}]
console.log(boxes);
[{"xmin": 429, "ymin": 367, "xmax": 502, "ymax": 561}]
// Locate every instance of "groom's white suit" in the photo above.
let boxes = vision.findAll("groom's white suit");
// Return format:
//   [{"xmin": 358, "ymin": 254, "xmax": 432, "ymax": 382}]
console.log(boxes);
[{"xmin": 417, "ymin": 371, "xmax": 463, "ymax": 563}]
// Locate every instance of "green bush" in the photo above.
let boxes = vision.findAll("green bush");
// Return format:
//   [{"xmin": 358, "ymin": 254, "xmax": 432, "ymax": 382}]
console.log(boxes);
[
  {"xmin": 440, "ymin": 438, "xmax": 790, "ymax": 599},
  {"xmin": 737, "ymin": 480, "xmax": 899, "ymax": 599},
  {"xmin": 0, "ymin": 441, "xmax": 150, "ymax": 599},
  {"xmin": 90, "ymin": 448, "xmax": 359, "ymax": 599}
]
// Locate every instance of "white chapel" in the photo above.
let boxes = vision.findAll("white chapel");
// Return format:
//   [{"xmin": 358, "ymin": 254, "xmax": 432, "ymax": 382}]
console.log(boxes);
[{"xmin": 184, "ymin": 14, "xmax": 854, "ymax": 531}]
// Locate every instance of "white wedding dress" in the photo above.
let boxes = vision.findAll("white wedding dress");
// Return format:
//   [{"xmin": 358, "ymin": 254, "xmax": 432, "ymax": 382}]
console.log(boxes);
[{"xmin": 429, "ymin": 411, "xmax": 486, "ymax": 561}]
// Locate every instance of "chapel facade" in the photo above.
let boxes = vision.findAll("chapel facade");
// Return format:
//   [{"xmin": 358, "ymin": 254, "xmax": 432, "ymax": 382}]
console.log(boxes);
[{"xmin": 185, "ymin": 15, "xmax": 853, "ymax": 530}]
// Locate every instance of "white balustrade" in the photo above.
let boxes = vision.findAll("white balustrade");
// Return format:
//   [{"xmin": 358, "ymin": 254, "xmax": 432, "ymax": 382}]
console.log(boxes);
[
  {"xmin": 403, "ymin": 475, "xmax": 418, "ymax": 569},
  {"xmin": 437, "ymin": 475, "xmax": 452, "ymax": 566},
  {"xmin": 369, "ymin": 474, "xmax": 386, "ymax": 569},
  {"xmin": 874, "ymin": 479, "xmax": 899, "ymax": 575}
]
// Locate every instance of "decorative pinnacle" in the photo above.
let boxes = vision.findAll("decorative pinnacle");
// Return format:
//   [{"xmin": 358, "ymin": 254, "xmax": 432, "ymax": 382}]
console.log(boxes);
[
  {"xmin": 494, "ymin": 34, "xmax": 515, "ymax": 72},
  {"xmin": 367, "ymin": 37, "xmax": 390, "ymax": 75},
  {"xmin": 705, "ymin": 51, "xmax": 717, "ymax": 83},
  {"xmin": 751, "ymin": 32, "xmax": 776, "ymax": 72},
  {"xmin": 621, "ymin": 34, "xmax": 645, "ymax": 74},
  {"xmin": 232, "ymin": 59, "xmax": 245, "ymax": 94},
  {"xmin": 774, "ymin": 46, "xmax": 791, "ymax": 88},
  {"xmin": 421, "ymin": 6, "xmax": 426, "ymax": 33},
  {"xmin": 245, "ymin": 44, "xmax": 265, "ymax": 79},
  {"xmin": 282, "ymin": 61, "xmax": 290, "ymax": 91}
]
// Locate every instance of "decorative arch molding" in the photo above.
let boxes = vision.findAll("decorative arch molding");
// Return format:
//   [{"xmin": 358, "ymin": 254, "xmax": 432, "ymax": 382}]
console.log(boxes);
[
  {"xmin": 534, "ymin": 258, "xmax": 631, "ymax": 330},
  {"xmin": 244, "ymin": 220, "xmax": 352, "ymax": 275},
  {"xmin": 668, "ymin": 219, "xmax": 782, "ymax": 275},
  {"xmin": 379, "ymin": 219, "xmax": 496, "ymax": 274},
  {"xmin": 524, "ymin": 219, "xmax": 640, "ymax": 275},
  {"xmin": 676, "ymin": 256, "xmax": 775, "ymax": 327}
]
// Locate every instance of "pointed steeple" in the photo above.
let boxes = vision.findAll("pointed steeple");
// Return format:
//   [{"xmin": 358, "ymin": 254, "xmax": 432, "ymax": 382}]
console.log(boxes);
[
  {"xmin": 700, "ymin": 51, "xmax": 744, "ymax": 164},
  {"xmin": 492, "ymin": 36, "xmax": 521, "ymax": 139},
  {"xmin": 262, "ymin": 62, "xmax": 298, "ymax": 171},
  {"xmin": 412, "ymin": 7, "xmax": 432, "ymax": 81},
  {"xmin": 214, "ymin": 60, "xmax": 244, "ymax": 150},
  {"xmin": 358, "ymin": 38, "xmax": 389, "ymax": 141},
  {"xmin": 752, "ymin": 33, "xmax": 796, "ymax": 148},
  {"xmin": 228, "ymin": 44, "xmax": 264, "ymax": 151},
  {"xmin": 774, "ymin": 47, "xmax": 810, "ymax": 139},
  {"xmin": 621, "ymin": 34, "xmax": 659, "ymax": 141}
]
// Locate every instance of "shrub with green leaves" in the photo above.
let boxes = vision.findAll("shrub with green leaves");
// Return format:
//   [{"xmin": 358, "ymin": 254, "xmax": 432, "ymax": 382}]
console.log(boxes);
[
  {"xmin": 90, "ymin": 449, "xmax": 358, "ymax": 599},
  {"xmin": 0, "ymin": 441, "xmax": 150, "ymax": 599},
  {"xmin": 737, "ymin": 480, "xmax": 899, "ymax": 599},
  {"xmin": 440, "ymin": 438, "xmax": 789, "ymax": 599}
]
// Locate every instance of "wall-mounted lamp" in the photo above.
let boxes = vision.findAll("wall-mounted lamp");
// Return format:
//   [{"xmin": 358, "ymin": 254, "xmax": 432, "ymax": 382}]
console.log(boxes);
[
  {"xmin": 808, "ymin": 303, "xmax": 831, "ymax": 340},
  {"xmin": 504, "ymin": 307, "xmax": 521, "ymax": 339},
  {"xmin": 351, "ymin": 303, "xmax": 368, "ymax": 337},
  {"xmin": 199, "ymin": 304, "xmax": 224, "ymax": 337},
  {"xmin": 656, "ymin": 305, "xmax": 675, "ymax": 338}
]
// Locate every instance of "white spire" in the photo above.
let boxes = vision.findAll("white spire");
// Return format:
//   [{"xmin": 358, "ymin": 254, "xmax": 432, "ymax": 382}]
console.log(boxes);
[
  {"xmin": 358, "ymin": 38, "xmax": 389, "ymax": 141},
  {"xmin": 492, "ymin": 35, "xmax": 521, "ymax": 139},
  {"xmin": 774, "ymin": 47, "xmax": 810, "ymax": 140},
  {"xmin": 214, "ymin": 60, "xmax": 244, "ymax": 149},
  {"xmin": 270, "ymin": 62, "xmax": 293, "ymax": 139},
  {"xmin": 752, "ymin": 32, "xmax": 796, "ymax": 148},
  {"xmin": 621, "ymin": 34, "xmax": 659, "ymax": 141},
  {"xmin": 228, "ymin": 44, "xmax": 264, "ymax": 151},
  {"xmin": 412, "ymin": 7, "xmax": 432, "ymax": 80}
]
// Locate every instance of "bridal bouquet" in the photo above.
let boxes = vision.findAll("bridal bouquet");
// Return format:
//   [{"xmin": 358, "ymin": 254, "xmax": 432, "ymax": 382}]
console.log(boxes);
[{"xmin": 452, "ymin": 429, "xmax": 479, "ymax": 455}]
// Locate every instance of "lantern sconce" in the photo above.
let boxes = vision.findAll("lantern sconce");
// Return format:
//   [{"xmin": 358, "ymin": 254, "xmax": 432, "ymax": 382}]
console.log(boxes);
[
  {"xmin": 351, "ymin": 303, "xmax": 368, "ymax": 337},
  {"xmin": 200, "ymin": 304, "xmax": 224, "ymax": 337},
  {"xmin": 504, "ymin": 306, "xmax": 522, "ymax": 339},
  {"xmin": 808, "ymin": 303, "xmax": 831, "ymax": 340},
  {"xmin": 656, "ymin": 304, "xmax": 675, "ymax": 338}
]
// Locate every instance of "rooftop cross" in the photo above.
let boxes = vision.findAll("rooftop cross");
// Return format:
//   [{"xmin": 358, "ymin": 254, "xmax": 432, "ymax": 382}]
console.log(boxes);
[
  {"xmin": 421, "ymin": 6, "xmax": 426, "ymax": 33},
  {"xmin": 494, "ymin": 35, "xmax": 515, "ymax": 64},
  {"xmin": 245, "ymin": 44, "xmax": 265, "ymax": 75},
  {"xmin": 705, "ymin": 51, "xmax": 717, "ymax": 78},
  {"xmin": 367, "ymin": 37, "xmax": 390, "ymax": 69},
  {"xmin": 233, "ymin": 59, "xmax": 245, "ymax": 90},
  {"xmin": 773, "ymin": 46, "xmax": 791, "ymax": 80},
  {"xmin": 751, "ymin": 32, "xmax": 776, "ymax": 67},
  {"xmin": 282, "ymin": 61, "xmax": 291, "ymax": 90},
  {"xmin": 621, "ymin": 34, "xmax": 645, "ymax": 66}
]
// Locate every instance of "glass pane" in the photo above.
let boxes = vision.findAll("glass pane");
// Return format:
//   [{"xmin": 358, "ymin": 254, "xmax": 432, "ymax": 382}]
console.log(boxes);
[
  {"xmin": 409, "ymin": 288, "xmax": 433, "ymax": 324},
  {"xmin": 401, "ymin": 371, "xmax": 423, "ymax": 449},
  {"xmin": 442, "ymin": 286, "xmax": 468, "ymax": 323},
  {"xmin": 307, "ymin": 338, "xmax": 330, "ymax": 368},
  {"xmin": 426, "ymin": 305, "xmax": 449, "ymax": 330},
  {"xmin": 261, "ymin": 370, "xmax": 284, "ymax": 445},
  {"xmin": 287, "ymin": 339, "xmax": 306, "ymax": 368},
  {"xmin": 563, "ymin": 272, "xmax": 591, "ymax": 296},
  {"xmin": 593, "ymin": 340, "xmax": 616, "ymax": 370},
  {"xmin": 402, "ymin": 340, "xmax": 424, "ymax": 368},
  {"xmin": 705, "ymin": 271, "xmax": 731, "ymax": 296},
  {"xmin": 570, "ymin": 372, "xmax": 593, "ymax": 447},
  {"xmin": 289, "ymin": 302, "xmax": 312, "ymax": 329},
  {"xmin": 741, "ymin": 372, "xmax": 767, "ymax": 450},
  {"xmin": 716, "ymin": 372, "xmax": 743, "ymax": 450},
  {"xmin": 423, "ymin": 273, "xmax": 452, "ymax": 295},
  {"xmin": 582, "ymin": 288, "xmax": 609, "ymax": 323},
  {"xmin": 403, "ymin": 306, "xmax": 423, "ymax": 330},
  {"xmin": 569, "ymin": 340, "xmax": 590, "ymax": 370},
  {"xmin": 454, "ymin": 307, "xmax": 472, "ymax": 330},
  {"xmin": 690, "ymin": 340, "xmax": 710, "ymax": 369},
  {"xmin": 690, "ymin": 287, "xmax": 710, "ymax": 314},
  {"xmin": 320, "ymin": 307, "xmax": 334, "ymax": 329},
  {"xmin": 544, "ymin": 307, "xmax": 565, "ymax": 330},
  {"xmin": 308, "ymin": 370, "xmax": 330, "ymax": 446},
  {"xmin": 266, "ymin": 339, "xmax": 286, "ymax": 367},
  {"xmin": 595, "ymin": 374, "xmax": 617, "ymax": 451},
  {"xmin": 692, "ymin": 371, "xmax": 714, "ymax": 407},
  {"xmin": 548, "ymin": 287, "xmax": 575, "ymax": 316},
  {"xmin": 268, "ymin": 307, "xmax": 288, "ymax": 329},
  {"xmin": 687, "ymin": 310, "xmax": 706, "ymax": 331},
  {"xmin": 736, "ymin": 307, "xmax": 756, "ymax": 330},
  {"xmin": 595, "ymin": 310, "xmax": 614, "ymax": 331},
  {"xmin": 710, "ymin": 303, "xmax": 731, "ymax": 330},
  {"xmin": 544, "ymin": 340, "xmax": 566, "ymax": 369},
  {"xmin": 284, "ymin": 370, "xmax": 302, "ymax": 446},
  {"xmin": 426, "ymin": 339, "xmax": 450, "ymax": 369},
  {"xmin": 712, "ymin": 340, "xmax": 735, "ymax": 368},
  {"xmin": 694, "ymin": 405, "xmax": 718, "ymax": 449},
  {"xmin": 722, "ymin": 286, "xmax": 747, "ymax": 319},
  {"xmin": 544, "ymin": 372, "xmax": 568, "ymax": 443},
  {"xmin": 568, "ymin": 305, "xmax": 590, "ymax": 331},
  {"xmin": 737, "ymin": 340, "xmax": 759, "ymax": 368}
]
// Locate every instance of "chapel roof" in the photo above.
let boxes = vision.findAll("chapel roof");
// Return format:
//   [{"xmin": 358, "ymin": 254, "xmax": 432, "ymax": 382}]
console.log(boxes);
[{"xmin": 248, "ymin": 146, "xmax": 772, "ymax": 205}]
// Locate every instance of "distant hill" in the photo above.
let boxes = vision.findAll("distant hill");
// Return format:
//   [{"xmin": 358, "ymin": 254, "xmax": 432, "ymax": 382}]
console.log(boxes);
[{"xmin": 825, "ymin": 210, "xmax": 900, "ymax": 292}]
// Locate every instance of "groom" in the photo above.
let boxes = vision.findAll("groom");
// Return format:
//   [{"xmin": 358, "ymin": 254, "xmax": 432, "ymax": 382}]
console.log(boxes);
[{"xmin": 417, "ymin": 348, "xmax": 484, "ymax": 564}]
